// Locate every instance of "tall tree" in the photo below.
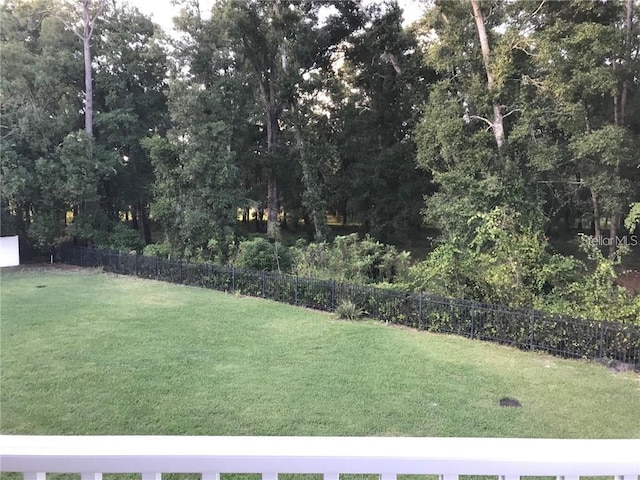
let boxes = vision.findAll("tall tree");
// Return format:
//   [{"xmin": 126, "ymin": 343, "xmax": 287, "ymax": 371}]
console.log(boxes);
[
  {"xmin": 144, "ymin": 83, "xmax": 239, "ymax": 261},
  {"xmin": 529, "ymin": 0, "xmax": 639, "ymax": 254},
  {"xmin": 92, "ymin": 4, "xmax": 169, "ymax": 244},
  {"xmin": 470, "ymin": 0, "xmax": 506, "ymax": 149},
  {"xmin": 1, "ymin": 0, "xmax": 164, "ymax": 249},
  {"xmin": 144, "ymin": 0, "xmax": 244, "ymax": 260},
  {"xmin": 172, "ymin": 0, "xmax": 363, "ymax": 239},
  {"xmin": 415, "ymin": 0, "xmax": 544, "ymax": 241},
  {"xmin": 55, "ymin": 0, "xmax": 106, "ymax": 137},
  {"xmin": 1, "ymin": 0, "xmax": 83, "ymax": 245},
  {"xmin": 331, "ymin": 1, "xmax": 435, "ymax": 242}
]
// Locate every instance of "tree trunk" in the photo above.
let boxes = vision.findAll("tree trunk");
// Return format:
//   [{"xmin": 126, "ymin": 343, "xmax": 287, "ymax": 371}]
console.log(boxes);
[
  {"xmin": 266, "ymin": 172, "xmax": 278, "ymax": 238},
  {"xmin": 265, "ymin": 104, "xmax": 280, "ymax": 239},
  {"xmin": 15, "ymin": 205, "xmax": 29, "ymax": 238},
  {"xmin": 470, "ymin": 0, "xmax": 506, "ymax": 149},
  {"xmin": 81, "ymin": 0, "xmax": 98, "ymax": 137},
  {"xmin": 591, "ymin": 189, "xmax": 601, "ymax": 239},
  {"xmin": 54, "ymin": 1, "xmax": 103, "ymax": 138},
  {"xmin": 83, "ymin": 31, "xmax": 92, "ymax": 136},
  {"xmin": 609, "ymin": 214, "xmax": 619, "ymax": 258},
  {"xmin": 134, "ymin": 203, "xmax": 151, "ymax": 245},
  {"xmin": 294, "ymin": 123, "xmax": 326, "ymax": 242},
  {"xmin": 620, "ymin": 0, "xmax": 633, "ymax": 123}
]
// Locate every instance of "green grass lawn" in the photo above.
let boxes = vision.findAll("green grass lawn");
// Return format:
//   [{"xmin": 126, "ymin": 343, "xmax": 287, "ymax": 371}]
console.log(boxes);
[{"xmin": 1, "ymin": 267, "xmax": 639, "ymax": 438}]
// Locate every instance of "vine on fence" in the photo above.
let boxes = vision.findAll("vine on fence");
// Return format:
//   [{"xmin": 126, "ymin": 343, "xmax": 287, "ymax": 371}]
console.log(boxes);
[{"xmin": 56, "ymin": 246, "xmax": 640, "ymax": 367}]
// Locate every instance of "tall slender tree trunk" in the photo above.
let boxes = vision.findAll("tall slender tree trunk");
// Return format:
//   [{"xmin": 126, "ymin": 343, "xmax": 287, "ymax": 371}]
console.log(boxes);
[
  {"xmin": 591, "ymin": 189, "xmax": 601, "ymax": 239},
  {"xmin": 79, "ymin": 0, "xmax": 104, "ymax": 138},
  {"xmin": 267, "ymin": 173, "xmax": 278, "ymax": 238},
  {"xmin": 470, "ymin": 0, "xmax": 506, "ymax": 149},
  {"xmin": 295, "ymin": 131, "xmax": 326, "ymax": 242},
  {"xmin": 265, "ymin": 105, "xmax": 280, "ymax": 239},
  {"xmin": 56, "ymin": 0, "xmax": 103, "ymax": 138},
  {"xmin": 134, "ymin": 202, "xmax": 151, "ymax": 245},
  {"xmin": 609, "ymin": 0, "xmax": 632, "ymax": 258},
  {"xmin": 609, "ymin": 214, "xmax": 619, "ymax": 258},
  {"xmin": 82, "ymin": 19, "xmax": 93, "ymax": 137},
  {"xmin": 620, "ymin": 0, "xmax": 633, "ymax": 123}
]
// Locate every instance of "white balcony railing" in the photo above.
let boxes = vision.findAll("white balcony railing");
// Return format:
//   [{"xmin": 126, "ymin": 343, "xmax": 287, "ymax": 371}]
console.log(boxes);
[{"xmin": 1, "ymin": 436, "xmax": 639, "ymax": 479}]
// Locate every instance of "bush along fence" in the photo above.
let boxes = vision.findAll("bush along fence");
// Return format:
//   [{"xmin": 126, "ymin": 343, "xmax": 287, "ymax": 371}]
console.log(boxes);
[{"xmin": 55, "ymin": 245, "xmax": 640, "ymax": 367}]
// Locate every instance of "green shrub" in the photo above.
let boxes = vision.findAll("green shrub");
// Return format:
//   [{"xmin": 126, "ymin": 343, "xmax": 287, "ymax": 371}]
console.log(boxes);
[
  {"xmin": 234, "ymin": 237, "xmax": 293, "ymax": 272},
  {"xmin": 408, "ymin": 208, "xmax": 640, "ymax": 325},
  {"xmin": 335, "ymin": 299, "xmax": 363, "ymax": 320},
  {"xmin": 539, "ymin": 234, "xmax": 640, "ymax": 324},
  {"xmin": 107, "ymin": 223, "xmax": 144, "ymax": 252},
  {"xmin": 291, "ymin": 233, "xmax": 411, "ymax": 284},
  {"xmin": 143, "ymin": 242, "xmax": 173, "ymax": 259}
]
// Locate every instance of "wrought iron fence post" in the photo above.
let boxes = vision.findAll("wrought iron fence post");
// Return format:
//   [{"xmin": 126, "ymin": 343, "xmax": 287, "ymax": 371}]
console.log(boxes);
[
  {"xmin": 331, "ymin": 280, "xmax": 336, "ymax": 310},
  {"xmin": 529, "ymin": 309, "xmax": 535, "ymax": 350},
  {"xmin": 295, "ymin": 275, "xmax": 299, "ymax": 305},
  {"xmin": 418, "ymin": 293, "xmax": 423, "ymax": 327},
  {"xmin": 179, "ymin": 260, "xmax": 183, "ymax": 284},
  {"xmin": 372, "ymin": 287, "xmax": 377, "ymax": 318},
  {"xmin": 262, "ymin": 271, "xmax": 266, "ymax": 297},
  {"xmin": 232, "ymin": 266, "xmax": 236, "ymax": 292},
  {"xmin": 156, "ymin": 257, "xmax": 160, "ymax": 281},
  {"xmin": 80, "ymin": 248, "xmax": 84, "ymax": 267},
  {"xmin": 599, "ymin": 322, "xmax": 605, "ymax": 359},
  {"xmin": 470, "ymin": 300, "xmax": 476, "ymax": 340},
  {"xmin": 134, "ymin": 253, "xmax": 138, "ymax": 276}
]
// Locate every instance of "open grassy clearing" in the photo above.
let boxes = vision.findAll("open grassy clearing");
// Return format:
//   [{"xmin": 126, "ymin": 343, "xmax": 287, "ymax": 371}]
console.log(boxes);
[{"xmin": 1, "ymin": 267, "xmax": 639, "ymax": 438}]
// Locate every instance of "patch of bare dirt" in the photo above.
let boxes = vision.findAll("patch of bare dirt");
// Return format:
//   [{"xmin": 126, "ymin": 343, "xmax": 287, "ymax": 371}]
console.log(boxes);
[
  {"xmin": 499, "ymin": 397, "xmax": 522, "ymax": 407},
  {"xmin": 597, "ymin": 358, "xmax": 640, "ymax": 374},
  {"xmin": 1, "ymin": 263, "xmax": 89, "ymax": 273},
  {"xmin": 616, "ymin": 269, "xmax": 640, "ymax": 295}
]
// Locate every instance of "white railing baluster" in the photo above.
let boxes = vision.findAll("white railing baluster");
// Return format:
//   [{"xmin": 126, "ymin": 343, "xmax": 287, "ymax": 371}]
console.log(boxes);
[
  {"xmin": 500, "ymin": 475, "xmax": 519, "ymax": 480},
  {"xmin": 324, "ymin": 473, "xmax": 340, "ymax": 480},
  {"xmin": 380, "ymin": 473, "xmax": 397, "ymax": 480},
  {"xmin": 262, "ymin": 473, "xmax": 278, "ymax": 480},
  {"xmin": 24, "ymin": 473, "xmax": 46, "ymax": 480},
  {"xmin": 202, "ymin": 473, "xmax": 221, "ymax": 480},
  {"xmin": 440, "ymin": 475, "xmax": 458, "ymax": 480},
  {"xmin": 141, "ymin": 472, "xmax": 162, "ymax": 480},
  {"xmin": 81, "ymin": 472, "xmax": 103, "ymax": 480}
]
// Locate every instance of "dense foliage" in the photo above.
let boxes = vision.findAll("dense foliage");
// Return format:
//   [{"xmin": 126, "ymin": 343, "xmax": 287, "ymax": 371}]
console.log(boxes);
[
  {"xmin": 1, "ymin": 0, "xmax": 639, "ymax": 323},
  {"xmin": 292, "ymin": 233, "xmax": 411, "ymax": 284}
]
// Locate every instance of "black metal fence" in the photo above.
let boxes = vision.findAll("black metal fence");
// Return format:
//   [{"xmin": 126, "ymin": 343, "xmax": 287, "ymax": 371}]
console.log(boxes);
[{"xmin": 55, "ymin": 245, "xmax": 640, "ymax": 367}]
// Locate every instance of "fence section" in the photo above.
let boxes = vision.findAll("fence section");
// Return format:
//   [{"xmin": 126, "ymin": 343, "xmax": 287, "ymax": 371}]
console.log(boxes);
[{"xmin": 55, "ymin": 245, "xmax": 640, "ymax": 367}]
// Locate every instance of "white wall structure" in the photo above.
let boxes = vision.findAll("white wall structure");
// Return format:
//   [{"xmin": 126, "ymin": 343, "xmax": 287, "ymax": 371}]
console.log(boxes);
[{"xmin": 0, "ymin": 235, "xmax": 20, "ymax": 267}]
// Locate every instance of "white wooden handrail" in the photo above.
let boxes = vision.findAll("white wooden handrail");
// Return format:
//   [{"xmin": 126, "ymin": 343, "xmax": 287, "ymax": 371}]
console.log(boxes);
[{"xmin": 1, "ymin": 436, "xmax": 639, "ymax": 478}]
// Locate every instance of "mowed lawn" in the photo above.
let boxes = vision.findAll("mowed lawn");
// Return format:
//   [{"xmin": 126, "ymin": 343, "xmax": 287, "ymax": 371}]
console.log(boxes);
[{"xmin": 1, "ymin": 268, "xmax": 639, "ymax": 438}]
